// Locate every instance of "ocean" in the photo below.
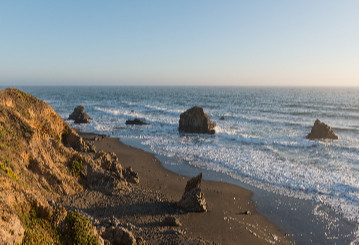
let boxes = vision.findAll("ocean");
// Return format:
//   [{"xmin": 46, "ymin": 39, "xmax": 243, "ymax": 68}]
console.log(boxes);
[{"xmin": 17, "ymin": 86, "xmax": 359, "ymax": 244}]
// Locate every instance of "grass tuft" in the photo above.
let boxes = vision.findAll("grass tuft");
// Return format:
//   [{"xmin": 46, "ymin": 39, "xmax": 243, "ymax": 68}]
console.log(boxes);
[
  {"xmin": 62, "ymin": 211, "xmax": 98, "ymax": 245},
  {"xmin": 70, "ymin": 159, "xmax": 83, "ymax": 177}
]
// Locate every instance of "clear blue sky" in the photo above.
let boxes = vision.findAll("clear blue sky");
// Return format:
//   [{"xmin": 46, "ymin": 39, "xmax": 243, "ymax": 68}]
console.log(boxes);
[{"xmin": 0, "ymin": 1, "xmax": 358, "ymax": 86}]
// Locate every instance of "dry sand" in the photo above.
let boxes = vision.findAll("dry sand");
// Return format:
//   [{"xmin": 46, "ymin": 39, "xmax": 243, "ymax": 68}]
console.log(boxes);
[{"xmin": 68, "ymin": 133, "xmax": 292, "ymax": 244}]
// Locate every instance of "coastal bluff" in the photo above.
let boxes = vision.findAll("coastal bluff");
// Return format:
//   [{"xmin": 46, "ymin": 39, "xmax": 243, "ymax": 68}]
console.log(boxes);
[{"xmin": 0, "ymin": 88, "xmax": 137, "ymax": 244}]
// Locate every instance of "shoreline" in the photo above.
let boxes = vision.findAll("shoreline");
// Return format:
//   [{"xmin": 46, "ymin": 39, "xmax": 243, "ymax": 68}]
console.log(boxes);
[
  {"xmin": 101, "ymin": 134, "xmax": 358, "ymax": 244},
  {"xmin": 79, "ymin": 132, "xmax": 291, "ymax": 244}
]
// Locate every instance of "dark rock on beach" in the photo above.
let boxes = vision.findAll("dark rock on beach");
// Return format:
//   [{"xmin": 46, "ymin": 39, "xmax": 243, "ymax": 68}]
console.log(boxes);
[
  {"xmin": 178, "ymin": 173, "xmax": 207, "ymax": 212},
  {"xmin": 306, "ymin": 119, "xmax": 338, "ymax": 140},
  {"xmin": 101, "ymin": 226, "xmax": 137, "ymax": 245},
  {"xmin": 179, "ymin": 106, "xmax": 216, "ymax": 134},
  {"xmin": 69, "ymin": 105, "xmax": 92, "ymax": 124},
  {"xmin": 125, "ymin": 119, "xmax": 148, "ymax": 125},
  {"xmin": 163, "ymin": 216, "xmax": 182, "ymax": 227}
]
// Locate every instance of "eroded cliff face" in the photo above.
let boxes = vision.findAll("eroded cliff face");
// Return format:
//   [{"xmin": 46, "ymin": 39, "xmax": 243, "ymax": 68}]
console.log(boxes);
[{"xmin": 0, "ymin": 88, "xmax": 135, "ymax": 244}]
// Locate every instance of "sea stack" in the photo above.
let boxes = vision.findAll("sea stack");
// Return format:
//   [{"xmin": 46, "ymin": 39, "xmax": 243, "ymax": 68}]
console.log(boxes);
[
  {"xmin": 179, "ymin": 106, "xmax": 216, "ymax": 134},
  {"xmin": 178, "ymin": 173, "xmax": 207, "ymax": 212},
  {"xmin": 69, "ymin": 105, "xmax": 91, "ymax": 124},
  {"xmin": 306, "ymin": 119, "xmax": 338, "ymax": 140}
]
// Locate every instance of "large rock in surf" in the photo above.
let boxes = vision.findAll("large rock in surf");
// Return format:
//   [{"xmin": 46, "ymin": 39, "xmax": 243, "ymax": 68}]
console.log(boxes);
[
  {"xmin": 306, "ymin": 119, "xmax": 338, "ymax": 140},
  {"xmin": 178, "ymin": 173, "xmax": 207, "ymax": 212},
  {"xmin": 69, "ymin": 105, "xmax": 91, "ymax": 124},
  {"xmin": 179, "ymin": 106, "xmax": 216, "ymax": 134}
]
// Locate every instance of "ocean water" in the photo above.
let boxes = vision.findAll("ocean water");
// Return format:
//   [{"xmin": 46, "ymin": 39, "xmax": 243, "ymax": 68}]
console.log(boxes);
[{"xmin": 18, "ymin": 86, "xmax": 359, "ymax": 243}]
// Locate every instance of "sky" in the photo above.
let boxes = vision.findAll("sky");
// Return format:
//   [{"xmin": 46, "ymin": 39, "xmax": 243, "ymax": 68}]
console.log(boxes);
[{"xmin": 0, "ymin": 1, "xmax": 358, "ymax": 87}]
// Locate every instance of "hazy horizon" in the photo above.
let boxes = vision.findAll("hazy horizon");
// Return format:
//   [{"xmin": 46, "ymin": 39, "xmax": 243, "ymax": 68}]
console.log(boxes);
[{"xmin": 1, "ymin": 1, "xmax": 358, "ymax": 87}]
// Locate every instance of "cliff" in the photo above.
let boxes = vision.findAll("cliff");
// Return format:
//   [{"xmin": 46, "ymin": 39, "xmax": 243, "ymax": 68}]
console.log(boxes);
[{"xmin": 0, "ymin": 88, "xmax": 134, "ymax": 244}]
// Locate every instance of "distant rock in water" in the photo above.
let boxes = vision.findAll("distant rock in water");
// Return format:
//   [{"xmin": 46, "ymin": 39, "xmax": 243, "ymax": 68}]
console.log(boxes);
[
  {"xmin": 178, "ymin": 173, "xmax": 207, "ymax": 212},
  {"xmin": 69, "ymin": 105, "xmax": 91, "ymax": 124},
  {"xmin": 179, "ymin": 106, "xmax": 216, "ymax": 134},
  {"xmin": 125, "ymin": 118, "xmax": 148, "ymax": 125},
  {"xmin": 306, "ymin": 119, "xmax": 338, "ymax": 140},
  {"xmin": 220, "ymin": 116, "xmax": 225, "ymax": 120}
]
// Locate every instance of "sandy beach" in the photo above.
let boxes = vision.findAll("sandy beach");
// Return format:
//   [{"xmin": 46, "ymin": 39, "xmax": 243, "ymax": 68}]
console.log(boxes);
[{"xmin": 68, "ymin": 133, "xmax": 292, "ymax": 244}]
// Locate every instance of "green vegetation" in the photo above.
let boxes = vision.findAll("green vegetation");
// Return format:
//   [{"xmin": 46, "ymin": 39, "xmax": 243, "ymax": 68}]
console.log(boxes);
[
  {"xmin": 19, "ymin": 204, "xmax": 60, "ymax": 244},
  {"xmin": 70, "ymin": 159, "xmax": 83, "ymax": 176},
  {"xmin": 0, "ymin": 161, "xmax": 18, "ymax": 181},
  {"xmin": 62, "ymin": 211, "xmax": 98, "ymax": 245},
  {"xmin": 18, "ymin": 204, "xmax": 98, "ymax": 244}
]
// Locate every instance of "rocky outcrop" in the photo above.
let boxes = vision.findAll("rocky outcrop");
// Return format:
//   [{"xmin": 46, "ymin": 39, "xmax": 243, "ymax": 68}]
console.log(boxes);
[
  {"xmin": 69, "ymin": 105, "xmax": 91, "ymax": 124},
  {"xmin": 0, "ymin": 214, "xmax": 25, "ymax": 245},
  {"xmin": 125, "ymin": 119, "xmax": 148, "ymax": 125},
  {"xmin": 102, "ymin": 226, "xmax": 137, "ymax": 245},
  {"xmin": 0, "ymin": 88, "xmax": 138, "ymax": 244},
  {"xmin": 179, "ymin": 106, "xmax": 216, "ymax": 134},
  {"xmin": 306, "ymin": 119, "xmax": 338, "ymax": 140},
  {"xmin": 178, "ymin": 173, "xmax": 207, "ymax": 212},
  {"xmin": 123, "ymin": 167, "xmax": 140, "ymax": 184}
]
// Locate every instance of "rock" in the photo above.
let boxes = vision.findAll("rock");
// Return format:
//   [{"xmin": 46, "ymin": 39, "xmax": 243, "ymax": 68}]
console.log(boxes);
[
  {"xmin": 163, "ymin": 216, "xmax": 182, "ymax": 227},
  {"xmin": 113, "ymin": 227, "xmax": 137, "ymax": 245},
  {"xmin": 179, "ymin": 106, "xmax": 216, "ymax": 134},
  {"xmin": 125, "ymin": 119, "xmax": 148, "ymax": 125},
  {"xmin": 123, "ymin": 167, "xmax": 140, "ymax": 184},
  {"xmin": 269, "ymin": 233, "xmax": 278, "ymax": 241},
  {"xmin": 86, "ymin": 168, "xmax": 127, "ymax": 194},
  {"xmin": 97, "ymin": 236, "xmax": 105, "ymax": 245},
  {"xmin": 69, "ymin": 105, "xmax": 91, "ymax": 124},
  {"xmin": 220, "ymin": 116, "xmax": 225, "ymax": 120},
  {"xmin": 103, "ymin": 240, "xmax": 112, "ymax": 245},
  {"xmin": 178, "ymin": 173, "xmax": 207, "ymax": 212},
  {"xmin": 136, "ymin": 237, "xmax": 146, "ymax": 245},
  {"xmin": 306, "ymin": 119, "xmax": 338, "ymax": 140},
  {"xmin": 184, "ymin": 173, "xmax": 202, "ymax": 193},
  {"xmin": 101, "ymin": 226, "xmax": 115, "ymax": 241},
  {"xmin": 62, "ymin": 129, "xmax": 91, "ymax": 152},
  {"xmin": 0, "ymin": 214, "xmax": 25, "ymax": 245},
  {"xmin": 34, "ymin": 200, "xmax": 53, "ymax": 219}
]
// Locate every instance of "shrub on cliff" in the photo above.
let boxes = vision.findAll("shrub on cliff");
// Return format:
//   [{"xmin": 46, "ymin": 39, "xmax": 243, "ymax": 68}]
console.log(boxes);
[{"xmin": 61, "ymin": 211, "xmax": 99, "ymax": 245}]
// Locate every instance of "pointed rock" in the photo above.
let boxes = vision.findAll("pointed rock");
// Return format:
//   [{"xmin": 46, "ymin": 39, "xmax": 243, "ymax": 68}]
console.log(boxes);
[
  {"xmin": 178, "ymin": 173, "xmax": 207, "ymax": 212},
  {"xmin": 306, "ymin": 119, "xmax": 338, "ymax": 140}
]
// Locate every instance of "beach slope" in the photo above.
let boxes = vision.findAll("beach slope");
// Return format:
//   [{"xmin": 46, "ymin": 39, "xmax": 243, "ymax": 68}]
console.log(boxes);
[{"xmin": 83, "ymin": 134, "xmax": 291, "ymax": 244}]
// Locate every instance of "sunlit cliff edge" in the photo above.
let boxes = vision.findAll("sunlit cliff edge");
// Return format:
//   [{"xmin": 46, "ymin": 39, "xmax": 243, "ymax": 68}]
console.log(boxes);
[{"xmin": 0, "ymin": 88, "xmax": 136, "ymax": 244}]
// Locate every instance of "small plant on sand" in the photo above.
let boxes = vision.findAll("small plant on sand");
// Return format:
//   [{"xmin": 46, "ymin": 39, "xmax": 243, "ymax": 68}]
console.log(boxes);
[
  {"xmin": 62, "ymin": 211, "xmax": 98, "ymax": 245},
  {"xmin": 70, "ymin": 159, "xmax": 83, "ymax": 176},
  {"xmin": 0, "ymin": 161, "xmax": 18, "ymax": 181}
]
